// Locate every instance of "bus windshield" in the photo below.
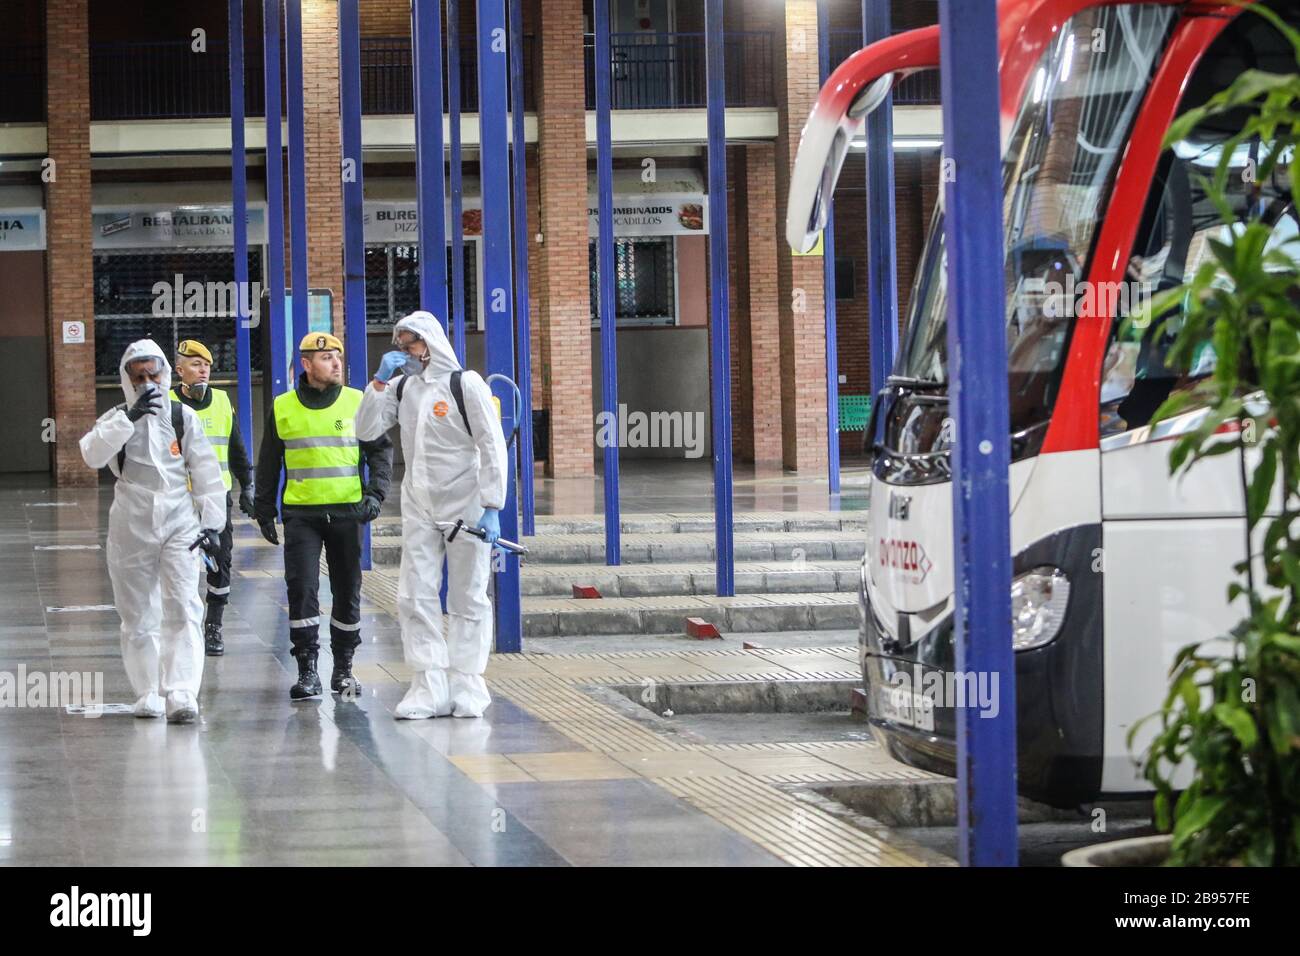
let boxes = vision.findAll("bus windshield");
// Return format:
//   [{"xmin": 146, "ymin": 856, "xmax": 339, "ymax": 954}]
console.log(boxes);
[{"xmin": 895, "ymin": 4, "xmax": 1177, "ymax": 436}]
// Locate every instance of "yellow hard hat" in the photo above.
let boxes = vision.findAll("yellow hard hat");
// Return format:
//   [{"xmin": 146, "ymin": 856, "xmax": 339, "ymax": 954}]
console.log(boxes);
[
  {"xmin": 177, "ymin": 340, "xmax": 213, "ymax": 363},
  {"xmin": 299, "ymin": 332, "xmax": 344, "ymax": 354}
]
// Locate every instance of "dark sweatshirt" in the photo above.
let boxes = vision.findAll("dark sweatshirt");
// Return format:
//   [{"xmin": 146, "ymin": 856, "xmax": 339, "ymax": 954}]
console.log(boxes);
[
  {"xmin": 172, "ymin": 384, "xmax": 254, "ymax": 492},
  {"xmin": 254, "ymin": 376, "xmax": 393, "ymax": 521}
]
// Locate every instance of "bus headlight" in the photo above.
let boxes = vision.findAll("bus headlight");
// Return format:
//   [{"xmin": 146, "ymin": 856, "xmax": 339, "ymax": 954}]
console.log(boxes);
[{"xmin": 1011, "ymin": 567, "xmax": 1070, "ymax": 650}]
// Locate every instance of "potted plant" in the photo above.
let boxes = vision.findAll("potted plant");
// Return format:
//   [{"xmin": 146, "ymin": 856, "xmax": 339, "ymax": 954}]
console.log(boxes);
[{"xmin": 1106, "ymin": 2, "xmax": 1300, "ymax": 868}]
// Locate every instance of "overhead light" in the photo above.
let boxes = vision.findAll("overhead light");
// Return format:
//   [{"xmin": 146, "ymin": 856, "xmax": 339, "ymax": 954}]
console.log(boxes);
[{"xmin": 848, "ymin": 137, "xmax": 943, "ymax": 150}]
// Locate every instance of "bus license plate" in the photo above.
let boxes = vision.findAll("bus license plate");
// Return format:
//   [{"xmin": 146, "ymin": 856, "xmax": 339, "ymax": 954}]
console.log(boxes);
[{"xmin": 878, "ymin": 686, "xmax": 935, "ymax": 732}]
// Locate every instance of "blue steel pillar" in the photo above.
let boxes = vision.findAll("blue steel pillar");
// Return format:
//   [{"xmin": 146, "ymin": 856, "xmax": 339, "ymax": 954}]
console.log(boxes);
[
  {"xmin": 413, "ymin": 0, "xmax": 449, "ymax": 325},
  {"xmin": 447, "ymin": 0, "xmax": 467, "ymax": 362},
  {"xmin": 284, "ymin": 0, "xmax": 309, "ymax": 359},
  {"xmin": 477, "ymin": 0, "xmax": 523, "ymax": 652},
  {"xmin": 705, "ymin": 0, "xmax": 733, "ymax": 596},
  {"xmin": 229, "ymin": 0, "xmax": 253, "ymax": 444},
  {"xmin": 818, "ymin": 0, "xmax": 840, "ymax": 496},
  {"xmin": 864, "ymin": 0, "xmax": 897, "ymax": 400},
  {"xmin": 339, "ymin": 0, "xmax": 371, "ymax": 569},
  {"xmin": 938, "ymin": 0, "xmax": 1018, "ymax": 867},
  {"xmin": 593, "ymin": 0, "xmax": 621, "ymax": 566},
  {"xmin": 263, "ymin": 0, "xmax": 288, "ymax": 397},
  {"xmin": 509, "ymin": 0, "xmax": 535, "ymax": 536}
]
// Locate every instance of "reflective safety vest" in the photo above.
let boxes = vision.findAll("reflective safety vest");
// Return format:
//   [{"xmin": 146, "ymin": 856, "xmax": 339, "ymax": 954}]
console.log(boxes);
[
  {"xmin": 174, "ymin": 385, "xmax": 234, "ymax": 490},
  {"xmin": 273, "ymin": 386, "xmax": 364, "ymax": 506}
]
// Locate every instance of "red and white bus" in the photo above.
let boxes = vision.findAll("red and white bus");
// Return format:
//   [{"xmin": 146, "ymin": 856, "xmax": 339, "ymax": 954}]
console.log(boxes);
[{"xmin": 787, "ymin": 0, "xmax": 1295, "ymax": 806}]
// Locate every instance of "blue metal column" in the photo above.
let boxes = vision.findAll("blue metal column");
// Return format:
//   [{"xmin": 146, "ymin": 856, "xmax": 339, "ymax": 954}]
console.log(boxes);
[
  {"xmin": 938, "ymin": 0, "xmax": 1018, "ymax": 867},
  {"xmin": 705, "ymin": 0, "xmax": 733, "ymax": 596},
  {"xmin": 864, "ymin": 0, "xmax": 898, "ymax": 399},
  {"xmin": 447, "ymin": 0, "xmax": 468, "ymax": 363},
  {"xmin": 339, "ymin": 0, "xmax": 371, "ymax": 570},
  {"xmin": 477, "ymin": 0, "xmax": 523, "ymax": 652},
  {"xmin": 593, "ymin": 0, "xmax": 620, "ymax": 566},
  {"xmin": 509, "ymin": 0, "xmax": 535, "ymax": 537},
  {"xmin": 413, "ymin": 0, "xmax": 449, "ymax": 325},
  {"xmin": 284, "ymin": 0, "xmax": 309, "ymax": 359},
  {"xmin": 263, "ymin": 0, "xmax": 288, "ymax": 397},
  {"xmin": 818, "ymin": 0, "xmax": 840, "ymax": 496},
  {"xmin": 229, "ymin": 0, "xmax": 253, "ymax": 444}
]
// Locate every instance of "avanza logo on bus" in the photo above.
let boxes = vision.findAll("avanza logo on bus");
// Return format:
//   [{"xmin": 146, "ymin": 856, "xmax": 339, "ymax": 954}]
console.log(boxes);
[{"xmin": 879, "ymin": 538, "xmax": 933, "ymax": 584}]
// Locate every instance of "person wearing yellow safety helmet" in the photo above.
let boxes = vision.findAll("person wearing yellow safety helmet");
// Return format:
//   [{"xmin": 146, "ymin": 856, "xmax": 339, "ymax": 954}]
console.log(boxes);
[
  {"xmin": 173, "ymin": 340, "xmax": 255, "ymax": 657},
  {"xmin": 254, "ymin": 332, "xmax": 393, "ymax": 700}
]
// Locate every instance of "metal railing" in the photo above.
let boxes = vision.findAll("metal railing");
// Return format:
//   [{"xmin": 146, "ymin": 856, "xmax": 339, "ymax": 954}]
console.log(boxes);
[
  {"xmin": 0, "ymin": 44, "xmax": 45, "ymax": 122},
  {"xmin": 583, "ymin": 31, "xmax": 773, "ymax": 110},
  {"xmin": 828, "ymin": 30, "xmax": 939, "ymax": 106},
  {"xmin": 359, "ymin": 35, "xmax": 535, "ymax": 114},
  {"xmin": 90, "ymin": 40, "xmax": 266, "ymax": 119}
]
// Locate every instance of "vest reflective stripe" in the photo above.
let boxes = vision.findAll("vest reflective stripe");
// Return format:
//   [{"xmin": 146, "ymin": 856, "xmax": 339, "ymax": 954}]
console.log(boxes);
[
  {"xmin": 175, "ymin": 386, "xmax": 234, "ymax": 490},
  {"xmin": 274, "ymin": 387, "xmax": 364, "ymax": 506}
]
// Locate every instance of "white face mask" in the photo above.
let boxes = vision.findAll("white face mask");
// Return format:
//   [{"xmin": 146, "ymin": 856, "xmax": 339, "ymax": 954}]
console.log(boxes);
[
  {"xmin": 135, "ymin": 380, "xmax": 160, "ymax": 399},
  {"xmin": 403, "ymin": 353, "xmax": 426, "ymax": 377}
]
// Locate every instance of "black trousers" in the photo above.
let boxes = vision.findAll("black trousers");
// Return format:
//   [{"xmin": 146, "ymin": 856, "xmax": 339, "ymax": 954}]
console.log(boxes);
[
  {"xmin": 283, "ymin": 513, "xmax": 363, "ymax": 659},
  {"xmin": 203, "ymin": 493, "xmax": 234, "ymax": 627}
]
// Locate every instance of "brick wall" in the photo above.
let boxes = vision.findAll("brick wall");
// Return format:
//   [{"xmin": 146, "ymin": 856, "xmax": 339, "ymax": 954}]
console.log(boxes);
[
  {"xmin": 46, "ymin": 0, "xmax": 96, "ymax": 488},
  {"xmin": 303, "ymin": 0, "xmax": 345, "ymax": 336},
  {"xmin": 533, "ymin": 0, "xmax": 594, "ymax": 477},
  {"xmin": 741, "ymin": 143, "xmax": 783, "ymax": 465},
  {"xmin": 771, "ymin": 0, "xmax": 829, "ymax": 473}
]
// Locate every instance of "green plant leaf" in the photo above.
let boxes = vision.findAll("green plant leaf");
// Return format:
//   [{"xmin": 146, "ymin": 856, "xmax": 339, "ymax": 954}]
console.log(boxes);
[
  {"xmin": 1212, "ymin": 701, "xmax": 1258, "ymax": 750},
  {"xmin": 1172, "ymin": 795, "xmax": 1228, "ymax": 851},
  {"xmin": 1248, "ymin": 443, "xmax": 1278, "ymax": 527}
]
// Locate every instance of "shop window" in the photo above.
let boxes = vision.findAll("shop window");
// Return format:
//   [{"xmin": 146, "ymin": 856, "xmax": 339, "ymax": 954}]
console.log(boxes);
[
  {"xmin": 588, "ymin": 237, "xmax": 676, "ymax": 326},
  {"xmin": 93, "ymin": 247, "xmax": 264, "ymax": 378},
  {"xmin": 364, "ymin": 242, "xmax": 478, "ymax": 330}
]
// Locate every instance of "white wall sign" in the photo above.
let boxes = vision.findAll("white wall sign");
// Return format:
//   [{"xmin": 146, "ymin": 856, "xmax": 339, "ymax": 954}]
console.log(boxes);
[
  {"xmin": 62, "ymin": 321, "xmax": 85, "ymax": 344},
  {"xmin": 92, "ymin": 205, "xmax": 267, "ymax": 249},
  {"xmin": 0, "ymin": 210, "xmax": 46, "ymax": 251},
  {"xmin": 587, "ymin": 193, "xmax": 709, "ymax": 237}
]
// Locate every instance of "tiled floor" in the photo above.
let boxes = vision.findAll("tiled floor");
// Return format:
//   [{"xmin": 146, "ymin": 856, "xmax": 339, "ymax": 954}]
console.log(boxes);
[{"xmin": 0, "ymin": 464, "xmax": 945, "ymax": 867}]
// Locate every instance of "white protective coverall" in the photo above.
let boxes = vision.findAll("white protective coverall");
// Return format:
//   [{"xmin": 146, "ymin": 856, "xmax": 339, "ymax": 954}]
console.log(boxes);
[
  {"xmin": 355, "ymin": 312, "xmax": 507, "ymax": 718},
  {"xmin": 79, "ymin": 340, "xmax": 226, "ymax": 719}
]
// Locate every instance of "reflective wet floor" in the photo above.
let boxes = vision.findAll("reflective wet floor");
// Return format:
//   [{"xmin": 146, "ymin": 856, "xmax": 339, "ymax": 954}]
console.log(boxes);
[{"xmin": 0, "ymin": 462, "xmax": 930, "ymax": 867}]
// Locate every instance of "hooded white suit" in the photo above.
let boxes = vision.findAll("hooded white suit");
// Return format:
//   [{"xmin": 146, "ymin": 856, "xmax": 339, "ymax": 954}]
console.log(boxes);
[
  {"xmin": 79, "ymin": 340, "xmax": 226, "ymax": 719},
  {"xmin": 355, "ymin": 312, "xmax": 507, "ymax": 717}
]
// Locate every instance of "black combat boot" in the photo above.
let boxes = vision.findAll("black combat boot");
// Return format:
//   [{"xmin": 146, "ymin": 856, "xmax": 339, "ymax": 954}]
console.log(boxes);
[
  {"xmin": 204, "ymin": 621, "xmax": 224, "ymax": 656},
  {"xmin": 330, "ymin": 646, "xmax": 363, "ymax": 699},
  {"xmin": 290, "ymin": 651, "xmax": 323, "ymax": 699}
]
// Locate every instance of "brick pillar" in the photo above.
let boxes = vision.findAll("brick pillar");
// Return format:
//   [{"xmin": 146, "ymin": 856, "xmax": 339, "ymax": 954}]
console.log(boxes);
[
  {"xmin": 744, "ymin": 143, "xmax": 785, "ymax": 465},
  {"xmin": 727, "ymin": 148, "xmax": 753, "ymax": 462},
  {"xmin": 45, "ymin": 0, "xmax": 95, "ymax": 488},
  {"xmin": 773, "ymin": 0, "xmax": 829, "ymax": 472},
  {"xmin": 533, "ymin": 0, "xmax": 594, "ymax": 477},
  {"xmin": 303, "ymin": 0, "xmax": 345, "ymax": 337}
]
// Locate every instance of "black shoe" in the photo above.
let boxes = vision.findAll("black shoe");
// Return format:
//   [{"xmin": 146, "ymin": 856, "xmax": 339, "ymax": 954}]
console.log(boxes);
[
  {"xmin": 204, "ymin": 622, "xmax": 224, "ymax": 656},
  {"xmin": 290, "ymin": 652, "xmax": 323, "ymax": 700},
  {"xmin": 330, "ymin": 648, "xmax": 363, "ymax": 699}
]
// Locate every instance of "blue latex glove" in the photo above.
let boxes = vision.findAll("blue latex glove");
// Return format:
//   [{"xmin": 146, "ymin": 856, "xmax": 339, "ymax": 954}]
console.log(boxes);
[
  {"xmin": 374, "ymin": 350, "xmax": 408, "ymax": 383},
  {"xmin": 477, "ymin": 508, "xmax": 501, "ymax": 545}
]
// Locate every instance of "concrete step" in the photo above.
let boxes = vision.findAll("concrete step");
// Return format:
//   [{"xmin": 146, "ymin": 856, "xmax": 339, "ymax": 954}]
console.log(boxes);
[
  {"xmin": 370, "ymin": 530, "xmax": 868, "ymax": 567},
  {"xmin": 521, "ymin": 591, "xmax": 861, "ymax": 638},
  {"xmin": 520, "ymin": 560, "xmax": 861, "ymax": 597},
  {"xmin": 369, "ymin": 509, "xmax": 868, "ymax": 538}
]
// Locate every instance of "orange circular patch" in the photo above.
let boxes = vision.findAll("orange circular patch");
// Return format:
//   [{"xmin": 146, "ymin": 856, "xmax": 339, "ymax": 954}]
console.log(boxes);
[
  {"xmin": 433, "ymin": 401, "xmax": 449, "ymax": 418},
  {"xmin": 169, "ymin": 440, "xmax": 181, "ymax": 457}
]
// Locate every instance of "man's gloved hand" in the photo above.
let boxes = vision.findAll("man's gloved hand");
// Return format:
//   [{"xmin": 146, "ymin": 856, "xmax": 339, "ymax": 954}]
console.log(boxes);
[
  {"xmin": 238, "ymin": 485, "xmax": 256, "ymax": 519},
  {"xmin": 126, "ymin": 386, "xmax": 162, "ymax": 422},
  {"xmin": 359, "ymin": 494, "xmax": 382, "ymax": 523},
  {"xmin": 374, "ymin": 350, "xmax": 408, "ymax": 383},
  {"xmin": 257, "ymin": 517, "xmax": 280, "ymax": 546},
  {"xmin": 189, "ymin": 528, "xmax": 222, "ymax": 573},
  {"xmin": 477, "ymin": 508, "xmax": 501, "ymax": 545}
]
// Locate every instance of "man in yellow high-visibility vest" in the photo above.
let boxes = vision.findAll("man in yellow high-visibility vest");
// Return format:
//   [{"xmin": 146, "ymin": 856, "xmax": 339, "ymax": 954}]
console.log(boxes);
[
  {"xmin": 254, "ymin": 333, "xmax": 393, "ymax": 700},
  {"xmin": 173, "ymin": 340, "xmax": 255, "ymax": 658}
]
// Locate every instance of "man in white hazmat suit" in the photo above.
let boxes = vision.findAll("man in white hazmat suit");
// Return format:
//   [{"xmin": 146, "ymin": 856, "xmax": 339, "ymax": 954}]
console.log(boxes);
[
  {"xmin": 79, "ymin": 339, "xmax": 226, "ymax": 722},
  {"xmin": 355, "ymin": 311, "xmax": 508, "ymax": 718}
]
